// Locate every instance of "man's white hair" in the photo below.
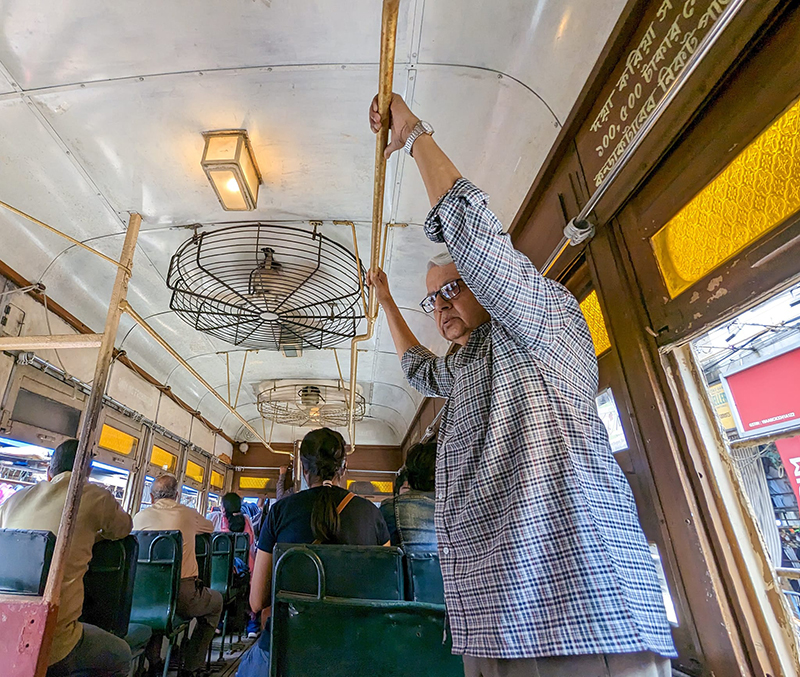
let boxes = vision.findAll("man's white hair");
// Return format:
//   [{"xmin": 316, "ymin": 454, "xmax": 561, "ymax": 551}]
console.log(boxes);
[{"xmin": 426, "ymin": 250, "xmax": 455, "ymax": 271}]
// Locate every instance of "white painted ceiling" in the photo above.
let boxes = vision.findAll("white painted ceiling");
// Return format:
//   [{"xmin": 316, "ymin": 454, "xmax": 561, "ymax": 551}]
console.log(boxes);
[{"xmin": 0, "ymin": 0, "xmax": 626, "ymax": 446}]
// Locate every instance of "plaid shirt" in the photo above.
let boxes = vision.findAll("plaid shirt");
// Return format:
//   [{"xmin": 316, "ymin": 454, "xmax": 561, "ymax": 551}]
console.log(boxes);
[{"xmin": 401, "ymin": 179, "xmax": 676, "ymax": 659}]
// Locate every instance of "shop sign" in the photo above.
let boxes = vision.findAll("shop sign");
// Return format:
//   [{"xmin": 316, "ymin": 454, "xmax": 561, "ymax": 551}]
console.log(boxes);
[
  {"xmin": 708, "ymin": 382, "xmax": 735, "ymax": 430},
  {"xmin": 721, "ymin": 345, "xmax": 800, "ymax": 438},
  {"xmin": 777, "ymin": 437, "xmax": 800, "ymax": 508}
]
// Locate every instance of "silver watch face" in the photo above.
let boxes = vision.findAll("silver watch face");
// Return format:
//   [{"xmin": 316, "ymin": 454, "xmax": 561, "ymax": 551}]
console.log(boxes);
[{"xmin": 419, "ymin": 121, "xmax": 434, "ymax": 135}]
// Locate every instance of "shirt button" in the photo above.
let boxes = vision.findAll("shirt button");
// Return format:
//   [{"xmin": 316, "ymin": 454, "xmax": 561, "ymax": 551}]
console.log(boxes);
[{"xmin": 442, "ymin": 546, "xmax": 450, "ymax": 556}]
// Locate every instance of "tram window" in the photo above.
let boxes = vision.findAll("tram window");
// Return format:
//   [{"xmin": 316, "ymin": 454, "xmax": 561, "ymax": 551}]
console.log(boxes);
[
  {"xmin": 692, "ymin": 283, "xmax": 800, "ymax": 610},
  {"xmin": 89, "ymin": 460, "xmax": 128, "ymax": 505},
  {"xmin": 595, "ymin": 388, "xmax": 629, "ymax": 452},
  {"xmin": 140, "ymin": 475, "xmax": 155, "ymax": 510},
  {"xmin": 207, "ymin": 492, "xmax": 221, "ymax": 511},
  {"xmin": 180, "ymin": 485, "xmax": 199, "ymax": 510},
  {"xmin": 649, "ymin": 543, "xmax": 679, "ymax": 625},
  {"xmin": 185, "ymin": 459, "xmax": 205, "ymax": 484},
  {"xmin": 210, "ymin": 469, "xmax": 224, "ymax": 490},
  {"xmin": 11, "ymin": 389, "xmax": 81, "ymax": 437},
  {"xmin": 150, "ymin": 445, "xmax": 177, "ymax": 473},
  {"xmin": 98, "ymin": 424, "xmax": 137, "ymax": 456},
  {"xmin": 242, "ymin": 496, "xmax": 259, "ymax": 506},
  {"xmin": 239, "ymin": 476, "xmax": 269, "ymax": 490}
]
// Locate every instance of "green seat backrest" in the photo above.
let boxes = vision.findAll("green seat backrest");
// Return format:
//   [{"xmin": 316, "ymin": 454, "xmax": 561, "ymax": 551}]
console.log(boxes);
[
  {"xmin": 403, "ymin": 551, "xmax": 444, "ymax": 604},
  {"xmin": 130, "ymin": 530, "xmax": 183, "ymax": 635},
  {"xmin": 0, "ymin": 529, "xmax": 55, "ymax": 595},
  {"xmin": 271, "ymin": 594, "xmax": 462, "ymax": 677},
  {"xmin": 233, "ymin": 532, "xmax": 250, "ymax": 565},
  {"xmin": 210, "ymin": 532, "xmax": 234, "ymax": 602},
  {"xmin": 195, "ymin": 533, "xmax": 211, "ymax": 587},
  {"xmin": 272, "ymin": 544, "xmax": 404, "ymax": 600},
  {"xmin": 81, "ymin": 535, "xmax": 139, "ymax": 637}
]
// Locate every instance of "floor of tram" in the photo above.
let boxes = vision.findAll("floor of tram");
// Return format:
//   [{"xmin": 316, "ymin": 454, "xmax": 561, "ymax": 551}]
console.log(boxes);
[{"xmin": 163, "ymin": 633, "xmax": 255, "ymax": 676}]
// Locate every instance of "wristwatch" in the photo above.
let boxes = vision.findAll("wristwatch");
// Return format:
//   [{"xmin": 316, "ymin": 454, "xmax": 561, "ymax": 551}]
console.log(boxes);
[{"xmin": 403, "ymin": 120, "xmax": 434, "ymax": 156}]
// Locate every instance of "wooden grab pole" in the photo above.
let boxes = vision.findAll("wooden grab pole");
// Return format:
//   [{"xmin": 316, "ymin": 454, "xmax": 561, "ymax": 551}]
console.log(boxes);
[
  {"xmin": 43, "ymin": 213, "xmax": 142, "ymax": 606},
  {"xmin": 348, "ymin": 0, "xmax": 400, "ymax": 453}
]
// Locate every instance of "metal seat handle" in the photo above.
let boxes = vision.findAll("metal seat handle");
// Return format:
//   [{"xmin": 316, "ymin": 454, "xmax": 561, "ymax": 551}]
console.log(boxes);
[{"xmin": 272, "ymin": 547, "xmax": 327, "ymax": 605}]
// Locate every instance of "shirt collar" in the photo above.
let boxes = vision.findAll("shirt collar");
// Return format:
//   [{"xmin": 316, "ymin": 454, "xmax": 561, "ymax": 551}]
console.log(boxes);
[{"xmin": 50, "ymin": 471, "xmax": 72, "ymax": 484}]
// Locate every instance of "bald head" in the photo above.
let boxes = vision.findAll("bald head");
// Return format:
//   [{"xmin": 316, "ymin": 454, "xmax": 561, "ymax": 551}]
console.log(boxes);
[{"xmin": 151, "ymin": 474, "xmax": 179, "ymax": 501}]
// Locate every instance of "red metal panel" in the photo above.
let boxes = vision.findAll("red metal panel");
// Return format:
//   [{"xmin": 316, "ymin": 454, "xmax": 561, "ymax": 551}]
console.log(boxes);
[
  {"xmin": 0, "ymin": 595, "xmax": 58, "ymax": 677},
  {"xmin": 723, "ymin": 346, "xmax": 800, "ymax": 437}
]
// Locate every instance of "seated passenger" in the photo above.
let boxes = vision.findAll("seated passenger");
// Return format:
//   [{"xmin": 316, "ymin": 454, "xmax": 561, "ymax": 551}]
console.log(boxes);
[
  {"xmin": 380, "ymin": 441, "xmax": 437, "ymax": 552},
  {"xmin": 0, "ymin": 439, "xmax": 132, "ymax": 677},
  {"xmin": 132, "ymin": 474, "xmax": 222, "ymax": 676},
  {"xmin": 237, "ymin": 427, "xmax": 390, "ymax": 677}
]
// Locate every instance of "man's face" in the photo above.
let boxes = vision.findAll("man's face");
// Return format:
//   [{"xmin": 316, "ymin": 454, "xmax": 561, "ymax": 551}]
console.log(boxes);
[{"xmin": 425, "ymin": 263, "xmax": 490, "ymax": 345}]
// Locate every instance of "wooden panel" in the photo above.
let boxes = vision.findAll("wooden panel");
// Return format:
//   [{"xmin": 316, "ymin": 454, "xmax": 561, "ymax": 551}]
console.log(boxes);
[{"xmin": 619, "ymin": 3, "xmax": 800, "ymax": 345}]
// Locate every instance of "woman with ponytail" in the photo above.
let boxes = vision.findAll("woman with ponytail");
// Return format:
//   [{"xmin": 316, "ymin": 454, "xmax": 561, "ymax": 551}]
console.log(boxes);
[{"xmin": 239, "ymin": 427, "xmax": 390, "ymax": 677}]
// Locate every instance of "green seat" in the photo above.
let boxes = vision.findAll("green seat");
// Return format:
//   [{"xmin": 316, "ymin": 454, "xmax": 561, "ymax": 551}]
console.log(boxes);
[
  {"xmin": 403, "ymin": 551, "xmax": 445, "ymax": 604},
  {"xmin": 131, "ymin": 530, "xmax": 189, "ymax": 677},
  {"xmin": 233, "ymin": 532, "xmax": 250, "ymax": 567},
  {"xmin": 81, "ymin": 535, "xmax": 139, "ymax": 637},
  {"xmin": 271, "ymin": 592, "xmax": 462, "ymax": 676},
  {"xmin": 209, "ymin": 532, "xmax": 236, "ymax": 661},
  {"xmin": 195, "ymin": 533, "xmax": 211, "ymax": 587},
  {"xmin": 0, "ymin": 529, "xmax": 55, "ymax": 596},
  {"xmin": 209, "ymin": 532, "xmax": 235, "ymax": 602},
  {"xmin": 271, "ymin": 544, "xmax": 404, "ymax": 600}
]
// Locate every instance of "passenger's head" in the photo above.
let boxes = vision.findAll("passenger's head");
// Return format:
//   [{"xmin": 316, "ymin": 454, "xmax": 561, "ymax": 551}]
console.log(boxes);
[
  {"xmin": 48, "ymin": 438, "xmax": 79, "ymax": 479},
  {"xmin": 300, "ymin": 428, "xmax": 347, "ymax": 485},
  {"xmin": 150, "ymin": 474, "xmax": 179, "ymax": 502},
  {"xmin": 221, "ymin": 492, "xmax": 245, "ymax": 532},
  {"xmin": 405, "ymin": 441, "xmax": 436, "ymax": 492},
  {"xmin": 300, "ymin": 427, "xmax": 347, "ymax": 543},
  {"xmin": 425, "ymin": 251, "xmax": 490, "ymax": 346}
]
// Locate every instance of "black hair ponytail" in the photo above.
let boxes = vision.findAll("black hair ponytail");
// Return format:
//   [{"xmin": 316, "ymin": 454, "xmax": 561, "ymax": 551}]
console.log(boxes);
[
  {"xmin": 221, "ymin": 492, "xmax": 246, "ymax": 532},
  {"xmin": 301, "ymin": 428, "xmax": 347, "ymax": 543}
]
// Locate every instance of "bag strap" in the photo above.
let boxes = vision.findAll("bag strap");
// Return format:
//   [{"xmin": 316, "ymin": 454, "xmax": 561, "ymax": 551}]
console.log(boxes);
[{"xmin": 312, "ymin": 491, "xmax": 356, "ymax": 544}]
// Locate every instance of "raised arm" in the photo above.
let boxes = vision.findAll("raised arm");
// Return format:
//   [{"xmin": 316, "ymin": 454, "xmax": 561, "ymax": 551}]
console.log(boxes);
[
  {"xmin": 370, "ymin": 94, "xmax": 572, "ymax": 350},
  {"xmin": 367, "ymin": 268, "xmax": 455, "ymax": 398}
]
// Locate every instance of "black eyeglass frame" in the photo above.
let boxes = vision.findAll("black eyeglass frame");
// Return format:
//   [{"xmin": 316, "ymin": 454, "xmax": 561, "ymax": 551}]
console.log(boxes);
[{"xmin": 419, "ymin": 278, "xmax": 464, "ymax": 313}]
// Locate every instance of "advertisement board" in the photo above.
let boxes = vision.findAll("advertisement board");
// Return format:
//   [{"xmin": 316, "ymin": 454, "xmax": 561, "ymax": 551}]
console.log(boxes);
[{"xmin": 721, "ymin": 345, "xmax": 800, "ymax": 439}]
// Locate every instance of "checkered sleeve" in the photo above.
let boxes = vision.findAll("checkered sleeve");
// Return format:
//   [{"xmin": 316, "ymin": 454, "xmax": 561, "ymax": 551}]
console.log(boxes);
[
  {"xmin": 401, "ymin": 344, "xmax": 456, "ymax": 398},
  {"xmin": 425, "ymin": 178, "xmax": 572, "ymax": 350}
]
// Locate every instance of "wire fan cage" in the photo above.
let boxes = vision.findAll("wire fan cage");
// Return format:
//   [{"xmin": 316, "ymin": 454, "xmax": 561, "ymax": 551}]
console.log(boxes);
[
  {"xmin": 166, "ymin": 224, "xmax": 366, "ymax": 349},
  {"xmin": 257, "ymin": 383, "xmax": 366, "ymax": 427}
]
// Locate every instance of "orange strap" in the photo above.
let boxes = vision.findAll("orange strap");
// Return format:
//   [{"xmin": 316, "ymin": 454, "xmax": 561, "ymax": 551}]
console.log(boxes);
[{"xmin": 312, "ymin": 492, "xmax": 356, "ymax": 544}]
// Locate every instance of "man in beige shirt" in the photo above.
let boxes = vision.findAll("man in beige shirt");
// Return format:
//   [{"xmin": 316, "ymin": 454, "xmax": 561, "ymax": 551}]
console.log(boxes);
[
  {"xmin": 0, "ymin": 439, "xmax": 133, "ymax": 676},
  {"xmin": 133, "ymin": 474, "xmax": 222, "ymax": 675}
]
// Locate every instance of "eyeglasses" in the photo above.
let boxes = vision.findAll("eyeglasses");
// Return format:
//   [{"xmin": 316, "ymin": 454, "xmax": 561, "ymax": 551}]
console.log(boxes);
[{"xmin": 420, "ymin": 279, "xmax": 463, "ymax": 313}]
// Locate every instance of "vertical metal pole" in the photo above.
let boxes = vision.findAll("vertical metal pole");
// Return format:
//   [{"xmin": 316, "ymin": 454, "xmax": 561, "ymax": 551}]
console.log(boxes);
[
  {"xmin": 348, "ymin": 0, "xmax": 400, "ymax": 453},
  {"xmin": 43, "ymin": 213, "xmax": 142, "ymax": 605}
]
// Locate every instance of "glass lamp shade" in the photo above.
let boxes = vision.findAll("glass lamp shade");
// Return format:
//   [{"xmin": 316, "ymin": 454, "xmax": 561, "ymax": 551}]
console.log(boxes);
[{"xmin": 201, "ymin": 130, "xmax": 261, "ymax": 211}]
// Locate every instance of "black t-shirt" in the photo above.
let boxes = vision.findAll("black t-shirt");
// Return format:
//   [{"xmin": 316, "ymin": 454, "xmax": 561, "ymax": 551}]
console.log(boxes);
[{"xmin": 258, "ymin": 486, "xmax": 390, "ymax": 553}]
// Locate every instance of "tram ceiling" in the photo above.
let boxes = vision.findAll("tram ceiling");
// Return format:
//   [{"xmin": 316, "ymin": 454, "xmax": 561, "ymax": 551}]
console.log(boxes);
[{"xmin": 0, "ymin": 0, "xmax": 629, "ymax": 444}]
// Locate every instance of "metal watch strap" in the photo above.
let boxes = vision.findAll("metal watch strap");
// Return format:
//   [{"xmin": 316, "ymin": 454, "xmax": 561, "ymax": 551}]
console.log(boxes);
[{"xmin": 404, "ymin": 120, "xmax": 433, "ymax": 156}]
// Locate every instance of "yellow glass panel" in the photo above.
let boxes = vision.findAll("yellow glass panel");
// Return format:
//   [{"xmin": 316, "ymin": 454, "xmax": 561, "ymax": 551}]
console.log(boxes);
[
  {"xmin": 98, "ymin": 424, "xmax": 137, "ymax": 456},
  {"xmin": 370, "ymin": 481, "xmax": 393, "ymax": 494},
  {"xmin": 652, "ymin": 97, "xmax": 800, "ymax": 297},
  {"xmin": 185, "ymin": 459, "xmax": 205, "ymax": 483},
  {"xmin": 210, "ymin": 470, "xmax": 224, "ymax": 488},
  {"xmin": 150, "ymin": 445, "xmax": 177, "ymax": 473},
  {"xmin": 579, "ymin": 291, "xmax": 611, "ymax": 356},
  {"xmin": 239, "ymin": 476, "xmax": 269, "ymax": 489}
]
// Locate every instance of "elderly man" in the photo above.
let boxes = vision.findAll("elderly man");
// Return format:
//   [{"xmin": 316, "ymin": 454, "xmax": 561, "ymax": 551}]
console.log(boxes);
[
  {"xmin": 367, "ymin": 95, "xmax": 676, "ymax": 677},
  {"xmin": 0, "ymin": 439, "xmax": 132, "ymax": 676},
  {"xmin": 133, "ymin": 474, "xmax": 222, "ymax": 676}
]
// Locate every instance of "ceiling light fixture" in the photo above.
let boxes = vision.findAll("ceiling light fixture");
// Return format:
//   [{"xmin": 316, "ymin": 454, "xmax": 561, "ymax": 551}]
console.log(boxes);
[{"xmin": 201, "ymin": 129, "xmax": 261, "ymax": 211}]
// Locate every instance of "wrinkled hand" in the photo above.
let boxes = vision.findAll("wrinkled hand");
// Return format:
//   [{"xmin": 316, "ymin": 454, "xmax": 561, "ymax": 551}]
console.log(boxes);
[
  {"xmin": 369, "ymin": 93, "xmax": 420, "ymax": 159},
  {"xmin": 366, "ymin": 268, "xmax": 394, "ymax": 307},
  {"xmin": 279, "ymin": 465, "xmax": 287, "ymax": 475}
]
